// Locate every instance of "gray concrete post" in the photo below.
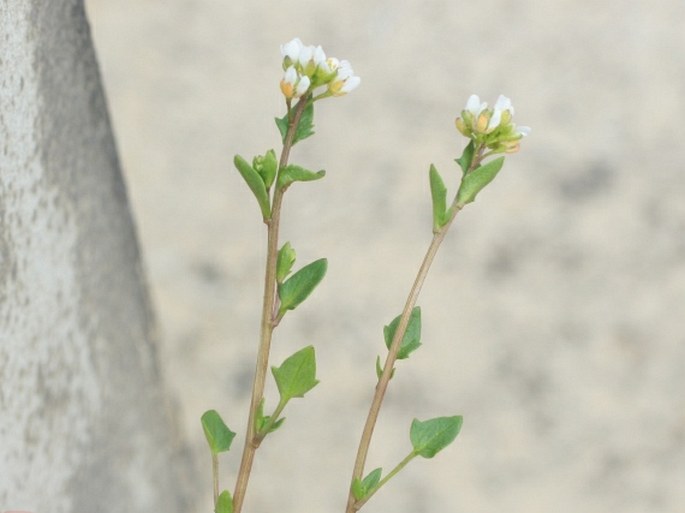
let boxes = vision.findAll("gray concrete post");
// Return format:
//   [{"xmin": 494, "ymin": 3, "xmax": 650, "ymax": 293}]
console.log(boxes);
[{"xmin": 0, "ymin": 1, "xmax": 192, "ymax": 511}]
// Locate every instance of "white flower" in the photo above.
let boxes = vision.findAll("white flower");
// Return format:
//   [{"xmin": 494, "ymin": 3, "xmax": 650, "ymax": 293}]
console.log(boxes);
[
  {"xmin": 328, "ymin": 60, "xmax": 360, "ymax": 95},
  {"xmin": 465, "ymin": 94, "xmax": 488, "ymax": 116},
  {"xmin": 487, "ymin": 94, "xmax": 515, "ymax": 132},
  {"xmin": 281, "ymin": 38, "xmax": 303, "ymax": 61},
  {"xmin": 280, "ymin": 65, "xmax": 310, "ymax": 98}
]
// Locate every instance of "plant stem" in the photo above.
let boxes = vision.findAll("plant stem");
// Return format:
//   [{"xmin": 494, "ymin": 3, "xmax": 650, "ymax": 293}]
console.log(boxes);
[
  {"xmin": 232, "ymin": 97, "xmax": 309, "ymax": 513},
  {"xmin": 212, "ymin": 453, "xmax": 219, "ymax": 507},
  {"xmin": 345, "ymin": 203, "xmax": 463, "ymax": 513}
]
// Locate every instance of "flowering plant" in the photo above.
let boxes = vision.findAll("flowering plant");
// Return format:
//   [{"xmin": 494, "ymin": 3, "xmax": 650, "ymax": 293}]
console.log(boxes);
[{"xmin": 200, "ymin": 38, "xmax": 529, "ymax": 513}]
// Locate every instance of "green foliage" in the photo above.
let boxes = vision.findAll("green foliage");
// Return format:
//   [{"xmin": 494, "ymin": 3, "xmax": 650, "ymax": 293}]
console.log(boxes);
[
  {"xmin": 351, "ymin": 467, "xmax": 383, "ymax": 501},
  {"xmin": 410, "ymin": 416, "xmax": 463, "ymax": 458},
  {"xmin": 272, "ymin": 346, "xmax": 319, "ymax": 402},
  {"xmin": 215, "ymin": 490, "xmax": 234, "ymax": 513},
  {"xmin": 455, "ymin": 140, "xmax": 475, "ymax": 174},
  {"xmin": 254, "ymin": 398, "xmax": 286, "ymax": 435},
  {"xmin": 429, "ymin": 164, "xmax": 448, "ymax": 231},
  {"xmin": 456, "ymin": 156, "xmax": 505, "ymax": 206},
  {"xmin": 276, "ymin": 164, "xmax": 326, "ymax": 191},
  {"xmin": 201, "ymin": 410, "xmax": 236, "ymax": 455},
  {"xmin": 278, "ymin": 258, "xmax": 328, "ymax": 315},
  {"xmin": 276, "ymin": 242, "xmax": 296, "ymax": 283},
  {"xmin": 275, "ymin": 102, "xmax": 315, "ymax": 146},
  {"xmin": 375, "ymin": 355, "xmax": 396, "ymax": 380},
  {"xmin": 253, "ymin": 149, "xmax": 278, "ymax": 190},
  {"xmin": 233, "ymin": 154, "xmax": 271, "ymax": 220},
  {"xmin": 383, "ymin": 307, "xmax": 422, "ymax": 359}
]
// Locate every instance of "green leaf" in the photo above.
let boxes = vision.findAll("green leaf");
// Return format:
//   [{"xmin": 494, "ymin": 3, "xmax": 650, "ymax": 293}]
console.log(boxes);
[
  {"xmin": 275, "ymin": 102, "xmax": 315, "ymax": 145},
  {"xmin": 429, "ymin": 164, "xmax": 448, "ymax": 231},
  {"xmin": 352, "ymin": 467, "xmax": 383, "ymax": 500},
  {"xmin": 455, "ymin": 156, "xmax": 505, "ymax": 206},
  {"xmin": 233, "ymin": 154, "xmax": 271, "ymax": 220},
  {"xmin": 384, "ymin": 307, "xmax": 422, "ymax": 359},
  {"xmin": 215, "ymin": 490, "xmax": 233, "ymax": 513},
  {"xmin": 294, "ymin": 102, "xmax": 315, "ymax": 143},
  {"xmin": 375, "ymin": 355, "xmax": 395, "ymax": 380},
  {"xmin": 254, "ymin": 149, "xmax": 278, "ymax": 190},
  {"xmin": 201, "ymin": 410, "xmax": 236, "ymax": 455},
  {"xmin": 410, "ymin": 416, "xmax": 463, "ymax": 458},
  {"xmin": 276, "ymin": 242, "xmax": 297, "ymax": 283},
  {"xmin": 254, "ymin": 398, "xmax": 286, "ymax": 435},
  {"xmin": 278, "ymin": 258, "xmax": 327, "ymax": 313},
  {"xmin": 276, "ymin": 164, "xmax": 326, "ymax": 191},
  {"xmin": 275, "ymin": 114, "xmax": 289, "ymax": 143},
  {"xmin": 455, "ymin": 140, "xmax": 475, "ymax": 175},
  {"xmin": 271, "ymin": 346, "xmax": 319, "ymax": 402}
]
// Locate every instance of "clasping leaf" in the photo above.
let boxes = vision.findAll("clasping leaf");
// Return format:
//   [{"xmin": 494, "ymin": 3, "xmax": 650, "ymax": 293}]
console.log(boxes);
[
  {"xmin": 276, "ymin": 164, "xmax": 326, "ymax": 191},
  {"xmin": 275, "ymin": 102, "xmax": 315, "ymax": 146},
  {"xmin": 384, "ymin": 307, "xmax": 422, "ymax": 360},
  {"xmin": 410, "ymin": 415, "xmax": 463, "ymax": 458},
  {"xmin": 276, "ymin": 242, "xmax": 297, "ymax": 283},
  {"xmin": 278, "ymin": 258, "xmax": 327, "ymax": 315},
  {"xmin": 233, "ymin": 154, "xmax": 271, "ymax": 220},
  {"xmin": 429, "ymin": 165, "xmax": 448, "ymax": 231},
  {"xmin": 455, "ymin": 156, "xmax": 505, "ymax": 206},
  {"xmin": 351, "ymin": 467, "xmax": 383, "ymax": 501}
]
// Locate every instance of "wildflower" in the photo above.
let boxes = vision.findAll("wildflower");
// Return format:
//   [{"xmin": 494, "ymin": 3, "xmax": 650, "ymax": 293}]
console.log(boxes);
[
  {"xmin": 455, "ymin": 94, "xmax": 530, "ymax": 153},
  {"xmin": 279, "ymin": 38, "xmax": 359, "ymax": 100}
]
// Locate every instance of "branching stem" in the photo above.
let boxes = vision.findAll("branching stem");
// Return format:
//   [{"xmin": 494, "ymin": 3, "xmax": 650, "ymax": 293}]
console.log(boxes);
[{"xmin": 345, "ymin": 202, "xmax": 463, "ymax": 513}]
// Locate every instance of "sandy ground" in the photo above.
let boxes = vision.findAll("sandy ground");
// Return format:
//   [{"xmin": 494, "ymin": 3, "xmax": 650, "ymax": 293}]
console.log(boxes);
[{"xmin": 84, "ymin": 1, "xmax": 685, "ymax": 512}]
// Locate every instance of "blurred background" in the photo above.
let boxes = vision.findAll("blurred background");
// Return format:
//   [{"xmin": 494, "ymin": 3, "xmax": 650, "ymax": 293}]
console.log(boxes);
[{"xmin": 84, "ymin": 1, "xmax": 685, "ymax": 512}]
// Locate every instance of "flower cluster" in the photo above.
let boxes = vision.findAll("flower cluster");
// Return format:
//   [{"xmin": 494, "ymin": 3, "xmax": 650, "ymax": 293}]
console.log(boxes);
[
  {"xmin": 455, "ymin": 94, "xmax": 530, "ymax": 153},
  {"xmin": 279, "ymin": 38, "xmax": 360, "ymax": 100}
]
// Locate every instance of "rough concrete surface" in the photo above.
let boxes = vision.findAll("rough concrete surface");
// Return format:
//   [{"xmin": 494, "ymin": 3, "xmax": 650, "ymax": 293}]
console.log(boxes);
[
  {"xmin": 1, "ymin": 1, "xmax": 190, "ymax": 512},
  {"xmin": 84, "ymin": 1, "xmax": 685, "ymax": 513}
]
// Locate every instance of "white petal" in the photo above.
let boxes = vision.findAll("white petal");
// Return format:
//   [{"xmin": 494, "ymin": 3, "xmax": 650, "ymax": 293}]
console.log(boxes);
[
  {"xmin": 516, "ymin": 125, "xmax": 531, "ymax": 137},
  {"xmin": 281, "ymin": 38, "xmax": 303, "ymax": 60},
  {"xmin": 296, "ymin": 75, "xmax": 311, "ymax": 96},
  {"xmin": 341, "ymin": 75, "xmax": 361, "ymax": 93},
  {"xmin": 298, "ymin": 45, "xmax": 314, "ymax": 65},
  {"xmin": 465, "ymin": 94, "xmax": 485, "ymax": 115},
  {"xmin": 313, "ymin": 45, "xmax": 327, "ymax": 64},
  {"xmin": 283, "ymin": 66, "xmax": 298, "ymax": 84},
  {"xmin": 487, "ymin": 109, "xmax": 503, "ymax": 131},
  {"xmin": 494, "ymin": 94, "xmax": 514, "ymax": 114}
]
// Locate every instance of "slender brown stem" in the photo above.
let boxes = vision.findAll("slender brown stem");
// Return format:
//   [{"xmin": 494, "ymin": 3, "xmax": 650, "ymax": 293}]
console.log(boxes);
[
  {"xmin": 345, "ymin": 203, "xmax": 462, "ymax": 513},
  {"xmin": 232, "ymin": 97, "xmax": 310, "ymax": 513}
]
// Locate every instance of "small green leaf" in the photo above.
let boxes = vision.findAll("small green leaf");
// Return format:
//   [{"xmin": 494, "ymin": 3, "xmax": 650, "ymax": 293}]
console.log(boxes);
[
  {"xmin": 233, "ymin": 154, "xmax": 271, "ymax": 220},
  {"xmin": 352, "ymin": 467, "xmax": 383, "ymax": 500},
  {"xmin": 275, "ymin": 102, "xmax": 315, "ymax": 145},
  {"xmin": 455, "ymin": 156, "xmax": 505, "ymax": 206},
  {"xmin": 384, "ymin": 307, "xmax": 422, "ymax": 359},
  {"xmin": 275, "ymin": 114, "xmax": 289, "ymax": 142},
  {"xmin": 254, "ymin": 149, "xmax": 278, "ymax": 190},
  {"xmin": 277, "ymin": 242, "xmax": 297, "ymax": 283},
  {"xmin": 375, "ymin": 355, "xmax": 395, "ymax": 380},
  {"xmin": 272, "ymin": 346, "xmax": 319, "ymax": 402},
  {"xmin": 351, "ymin": 477, "xmax": 365, "ymax": 501},
  {"xmin": 361, "ymin": 467, "xmax": 383, "ymax": 493},
  {"xmin": 201, "ymin": 410, "xmax": 236, "ymax": 455},
  {"xmin": 276, "ymin": 164, "xmax": 326, "ymax": 191},
  {"xmin": 255, "ymin": 399, "xmax": 286, "ymax": 435},
  {"xmin": 429, "ymin": 164, "xmax": 448, "ymax": 231},
  {"xmin": 278, "ymin": 258, "xmax": 327, "ymax": 314},
  {"xmin": 455, "ymin": 140, "xmax": 475, "ymax": 175},
  {"xmin": 294, "ymin": 102, "xmax": 315, "ymax": 143},
  {"xmin": 215, "ymin": 490, "xmax": 233, "ymax": 513},
  {"xmin": 410, "ymin": 416, "xmax": 463, "ymax": 458}
]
